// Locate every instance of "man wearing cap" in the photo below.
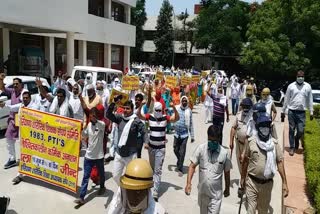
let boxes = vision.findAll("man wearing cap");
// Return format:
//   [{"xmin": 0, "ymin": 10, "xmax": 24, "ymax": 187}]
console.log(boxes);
[
  {"xmin": 282, "ymin": 70, "xmax": 313, "ymax": 156},
  {"xmin": 108, "ymin": 159, "xmax": 166, "ymax": 214},
  {"xmin": 230, "ymin": 98, "xmax": 253, "ymax": 174},
  {"xmin": 240, "ymin": 114, "xmax": 289, "ymax": 214}
]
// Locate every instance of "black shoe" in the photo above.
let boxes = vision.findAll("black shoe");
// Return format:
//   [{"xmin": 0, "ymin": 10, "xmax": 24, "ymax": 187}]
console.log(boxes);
[
  {"xmin": 289, "ymin": 149, "xmax": 295, "ymax": 156},
  {"xmin": 0, "ymin": 196, "xmax": 10, "ymax": 214},
  {"xmin": 12, "ymin": 176, "xmax": 23, "ymax": 185},
  {"xmin": 4, "ymin": 160, "xmax": 17, "ymax": 169},
  {"xmin": 104, "ymin": 156, "xmax": 114, "ymax": 163},
  {"xmin": 97, "ymin": 187, "xmax": 106, "ymax": 195},
  {"xmin": 153, "ymin": 197, "xmax": 158, "ymax": 202}
]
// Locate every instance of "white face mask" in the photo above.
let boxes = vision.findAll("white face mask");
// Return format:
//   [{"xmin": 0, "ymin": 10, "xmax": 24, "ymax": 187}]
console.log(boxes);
[
  {"xmin": 96, "ymin": 90, "xmax": 104, "ymax": 96},
  {"xmin": 296, "ymin": 77, "xmax": 304, "ymax": 84},
  {"xmin": 154, "ymin": 111, "xmax": 162, "ymax": 118}
]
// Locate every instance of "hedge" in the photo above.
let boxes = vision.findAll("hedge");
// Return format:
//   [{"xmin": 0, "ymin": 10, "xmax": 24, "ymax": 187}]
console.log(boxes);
[
  {"xmin": 314, "ymin": 105, "xmax": 320, "ymax": 118},
  {"xmin": 304, "ymin": 112, "xmax": 320, "ymax": 211}
]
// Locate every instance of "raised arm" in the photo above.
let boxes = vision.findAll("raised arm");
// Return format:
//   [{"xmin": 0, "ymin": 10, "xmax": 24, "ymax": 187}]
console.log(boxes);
[
  {"xmin": 36, "ymin": 77, "xmax": 53, "ymax": 102},
  {"xmin": 169, "ymin": 102, "xmax": 179, "ymax": 122},
  {"xmin": 137, "ymin": 101, "xmax": 147, "ymax": 121}
]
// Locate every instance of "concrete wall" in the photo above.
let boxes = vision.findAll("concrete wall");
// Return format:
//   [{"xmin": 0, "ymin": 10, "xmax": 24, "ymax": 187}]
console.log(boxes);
[
  {"xmin": 0, "ymin": 0, "xmax": 136, "ymax": 47},
  {"xmin": 0, "ymin": 0, "xmax": 87, "ymax": 33},
  {"xmin": 115, "ymin": 0, "xmax": 136, "ymax": 7}
]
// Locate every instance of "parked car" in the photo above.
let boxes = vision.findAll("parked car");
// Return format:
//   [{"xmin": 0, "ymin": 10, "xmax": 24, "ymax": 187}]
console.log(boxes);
[
  {"xmin": 71, "ymin": 66, "xmax": 123, "ymax": 89},
  {"xmin": 312, "ymin": 90, "xmax": 320, "ymax": 106},
  {"xmin": 0, "ymin": 76, "xmax": 49, "ymax": 130},
  {"xmin": 131, "ymin": 65, "xmax": 153, "ymax": 75}
]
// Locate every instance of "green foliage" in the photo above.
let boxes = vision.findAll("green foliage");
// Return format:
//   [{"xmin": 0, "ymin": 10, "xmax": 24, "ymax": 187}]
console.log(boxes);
[
  {"xmin": 304, "ymin": 112, "xmax": 320, "ymax": 211},
  {"xmin": 241, "ymin": 0, "xmax": 320, "ymax": 79},
  {"xmin": 154, "ymin": 0, "xmax": 174, "ymax": 67},
  {"xmin": 314, "ymin": 105, "xmax": 320, "ymax": 118},
  {"xmin": 195, "ymin": 0, "xmax": 250, "ymax": 55},
  {"xmin": 131, "ymin": 0, "xmax": 147, "ymax": 62}
]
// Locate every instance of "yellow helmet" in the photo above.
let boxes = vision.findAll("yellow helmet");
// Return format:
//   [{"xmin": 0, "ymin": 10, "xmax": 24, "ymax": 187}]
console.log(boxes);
[
  {"xmin": 246, "ymin": 85, "xmax": 254, "ymax": 95},
  {"xmin": 120, "ymin": 159, "xmax": 154, "ymax": 190},
  {"xmin": 261, "ymin": 88, "xmax": 270, "ymax": 95}
]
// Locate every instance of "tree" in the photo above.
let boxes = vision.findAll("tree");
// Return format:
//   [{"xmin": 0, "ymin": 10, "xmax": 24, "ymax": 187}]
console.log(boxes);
[
  {"xmin": 154, "ymin": 0, "xmax": 174, "ymax": 67},
  {"xmin": 240, "ymin": 0, "xmax": 312, "ymax": 78},
  {"xmin": 131, "ymin": 0, "xmax": 147, "ymax": 62},
  {"xmin": 195, "ymin": 0, "xmax": 250, "ymax": 55},
  {"xmin": 176, "ymin": 9, "xmax": 197, "ymax": 54}
]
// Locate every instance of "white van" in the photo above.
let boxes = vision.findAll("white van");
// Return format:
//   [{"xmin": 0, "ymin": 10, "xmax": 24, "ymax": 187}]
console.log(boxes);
[{"xmin": 71, "ymin": 66, "xmax": 123, "ymax": 88}]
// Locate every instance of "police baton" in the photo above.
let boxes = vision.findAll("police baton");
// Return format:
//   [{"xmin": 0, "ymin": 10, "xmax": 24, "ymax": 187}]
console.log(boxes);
[{"xmin": 238, "ymin": 187, "xmax": 245, "ymax": 214}]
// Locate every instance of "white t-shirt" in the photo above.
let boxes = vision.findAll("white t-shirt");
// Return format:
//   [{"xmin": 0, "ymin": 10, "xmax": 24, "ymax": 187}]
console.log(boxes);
[{"xmin": 83, "ymin": 120, "xmax": 105, "ymax": 160}]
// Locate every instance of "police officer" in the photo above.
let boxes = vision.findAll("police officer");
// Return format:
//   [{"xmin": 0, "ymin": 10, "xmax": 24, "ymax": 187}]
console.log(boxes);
[
  {"xmin": 240, "ymin": 114, "xmax": 289, "ymax": 214},
  {"xmin": 230, "ymin": 98, "xmax": 253, "ymax": 174},
  {"xmin": 108, "ymin": 159, "xmax": 166, "ymax": 214}
]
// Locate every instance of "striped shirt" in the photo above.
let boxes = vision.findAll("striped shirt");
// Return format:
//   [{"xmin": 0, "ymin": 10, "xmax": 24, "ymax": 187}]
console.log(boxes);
[
  {"xmin": 145, "ymin": 114, "xmax": 170, "ymax": 147},
  {"xmin": 210, "ymin": 94, "xmax": 227, "ymax": 118}
]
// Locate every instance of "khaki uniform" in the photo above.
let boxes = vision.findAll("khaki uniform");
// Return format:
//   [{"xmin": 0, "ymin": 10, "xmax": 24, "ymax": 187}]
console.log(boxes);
[
  {"xmin": 190, "ymin": 143, "xmax": 232, "ymax": 214},
  {"xmin": 232, "ymin": 112, "xmax": 249, "ymax": 173},
  {"xmin": 243, "ymin": 137, "xmax": 283, "ymax": 214}
]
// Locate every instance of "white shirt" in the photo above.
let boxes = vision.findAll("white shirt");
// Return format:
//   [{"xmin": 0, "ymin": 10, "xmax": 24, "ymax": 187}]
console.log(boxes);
[
  {"xmin": 83, "ymin": 120, "xmax": 105, "ymax": 160},
  {"xmin": 229, "ymin": 83, "xmax": 241, "ymax": 99},
  {"xmin": 69, "ymin": 95, "xmax": 84, "ymax": 121},
  {"xmin": 282, "ymin": 81, "xmax": 313, "ymax": 114},
  {"xmin": 34, "ymin": 94, "xmax": 51, "ymax": 112}
]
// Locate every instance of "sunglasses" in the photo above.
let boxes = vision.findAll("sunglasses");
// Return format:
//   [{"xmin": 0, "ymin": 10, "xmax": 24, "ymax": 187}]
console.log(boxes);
[{"xmin": 155, "ymin": 109, "xmax": 162, "ymax": 112}]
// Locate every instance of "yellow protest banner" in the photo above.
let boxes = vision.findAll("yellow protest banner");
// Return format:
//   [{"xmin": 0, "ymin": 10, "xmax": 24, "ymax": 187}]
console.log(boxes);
[
  {"xmin": 122, "ymin": 76, "xmax": 140, "ymax": 91},
  {"xmin": 192, "ymin": 75, "xmax": 200, "ymax": 83},
  {"xmin": 201, "ymin": 70, "xmax": 210, "ymax": 77},
  {"xmin": 19, "ymin": 107, "xmax": 82, "ymax": 193},
  {"xmin": 165, "ymin": 76, "xmax": 177, "ymax": 88},
  {"xmin": 155, "ymin": 71, "xmax": 164, "ymax": 81},
  {"xmin": 181, "ymin": 76, "xmax": 191, "ymax": 85},
  {"xmin": 109, "ymin": 88, "xmax": 129, "ymax": 106}
]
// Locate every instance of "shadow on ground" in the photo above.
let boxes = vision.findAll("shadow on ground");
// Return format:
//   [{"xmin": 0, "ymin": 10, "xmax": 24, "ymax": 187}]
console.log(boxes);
[{"xmin": 158, "ymin": 181, "xmax": 183, "ymax": 198}]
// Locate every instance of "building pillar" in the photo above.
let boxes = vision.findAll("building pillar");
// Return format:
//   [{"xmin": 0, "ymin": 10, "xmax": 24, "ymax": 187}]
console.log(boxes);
[
  {"xmin": 44, "ymin": 37, "xmax": 55, "ymax": 78},
  {"xmin": 2, "ymin": 28, "xmax": 10, "ymax": 62},
  {"xmin": 79, "ymin": 40, "xmax": 87, "ymax": 66},
  {"xmin": 66, "ymin": 32, "xmax": 75, "ymax": 76},
  {"xmin": 125, "ymin": 4, "xmax": 131, "ymax": 24},
  {"xmin": 104, "ymin": 43, "xmax": 111, "ymax": 68},
  {"xmin": 124, "ymin": 46, "xmax": 130, "ymax": 72},
  {"xmin": 104, "ymin": 0, "xmax": 112, "ymax": 19}
]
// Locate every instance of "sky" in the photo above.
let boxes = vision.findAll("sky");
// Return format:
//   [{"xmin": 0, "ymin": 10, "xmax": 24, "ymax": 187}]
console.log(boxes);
[{"xmin": 145, "ymin": 0, "xmax": 264, "ymax": 16}]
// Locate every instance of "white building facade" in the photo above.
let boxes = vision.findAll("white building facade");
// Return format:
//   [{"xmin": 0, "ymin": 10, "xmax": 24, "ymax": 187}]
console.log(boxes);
[{"xmin": 0, "ymin": 0, "xmax": 136, "ymax": 76}]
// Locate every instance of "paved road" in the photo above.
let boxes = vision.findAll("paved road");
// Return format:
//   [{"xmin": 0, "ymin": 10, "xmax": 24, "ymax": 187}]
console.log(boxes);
[{"xmin": 0, "ymin": 104, "xmax": 284, "ymax": 214}]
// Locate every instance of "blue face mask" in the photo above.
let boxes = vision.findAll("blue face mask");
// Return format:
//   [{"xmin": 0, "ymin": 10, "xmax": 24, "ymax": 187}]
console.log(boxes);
[{"xmin": 208, "ymin": 140, "xmax": 219, "ymax": 152}]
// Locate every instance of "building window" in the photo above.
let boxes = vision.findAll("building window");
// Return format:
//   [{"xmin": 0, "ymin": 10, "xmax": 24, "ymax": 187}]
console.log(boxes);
[
  {"xmin": 88, "ymin": 0, "xmax": 104, "ymax": 17},
  {"xmin": 87, "ymin": 42, "xmax": 104, "ymax": 67},
  {"xmin": 111, "ymin": 45, "xmax": 123, "ymax": 71},
  {"xmin": 111, "ymin": 1, "xmax": 125, "ymax": 23},
  {"xmin": 111, "ymin": 47, "xmax": 120, "ymax": 64}
]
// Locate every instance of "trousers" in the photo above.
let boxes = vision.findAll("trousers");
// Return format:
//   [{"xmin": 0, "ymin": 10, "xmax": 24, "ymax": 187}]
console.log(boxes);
[
  {"xmin": 231, "ymin": 98, "xmax": 239, "ymax": 115},
  {"xmin": 204, "ymin": 105, "xmax": 213, "ymax": 123},
  {"xmin": 246, "ymin": 176, "xmax": 273, "ymax": 214},
  {"xmin": 288, "ymin": 109, "xmax": 306, "ymax": 149},
  {"xmin": 7, "ymin": 139, "xmax": 16, "ymax": 161},
  {"xmin": 173, "ymin": 136, "xmax": 188, "ymax": 172},
  {"xmin": 79, "ymin": 158, "xmax": 105, "ymax": 199},
  {"xmin": 113, "ymin": 152, "xmax": 137, "ymax": 185},
  {"xmin": 148, "ymin": 148, "xmax": 165, "ymax": 198},
  {"xmin": 198, "ymin": 194, "xmax": 222, "ymax": 214},
  {"xmin": 212, "ymin": 116, "xmax": 225, "ymax": 145}
]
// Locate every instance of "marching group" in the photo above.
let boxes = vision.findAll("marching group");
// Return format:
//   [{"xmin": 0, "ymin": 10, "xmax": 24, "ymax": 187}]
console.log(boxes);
[{"xmin": 0, "ymin": 66, "xmax": 315, "ymax": 214}]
